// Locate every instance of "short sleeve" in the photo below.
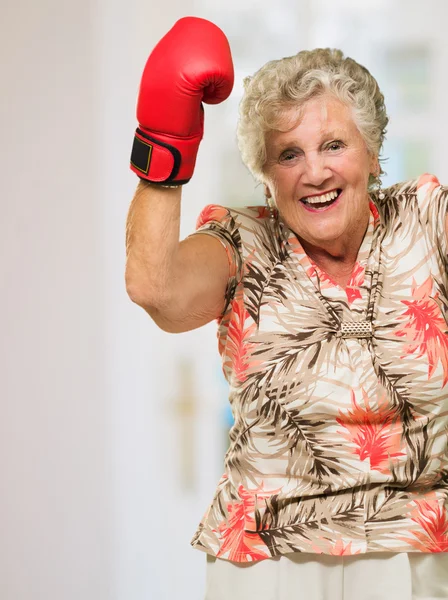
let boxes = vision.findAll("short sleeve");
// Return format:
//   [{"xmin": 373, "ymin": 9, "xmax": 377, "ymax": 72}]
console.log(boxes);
[
  {"xmin": 189, "ymin": 204, "xmax": 244, "ymax": 315},
  {"xmin": 416, "ymin": 174, "xmax": 448, "ymax": 263}
]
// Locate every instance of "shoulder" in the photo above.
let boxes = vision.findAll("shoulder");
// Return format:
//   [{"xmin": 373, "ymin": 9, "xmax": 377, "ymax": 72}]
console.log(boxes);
[
  {"xmin": 374, "ymin": 174, "xmax": 445, "ymax": 220},
  {"xmin": 378, "ymin": 174, "xmax": 448, "ymax": 253},
  {"xmin": 381, "ymin": 173, "xmax": 443, "ymax": 202},
  {"xmin": 195, "ymin": 204, "xmax": 280, "ymax": 266}
]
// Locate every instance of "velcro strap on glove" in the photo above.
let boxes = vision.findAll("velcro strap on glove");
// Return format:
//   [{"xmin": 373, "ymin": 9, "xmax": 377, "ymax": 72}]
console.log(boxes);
[{"xmin": 130, "ymin": 128, "xmax": 200, "ymax": 186}]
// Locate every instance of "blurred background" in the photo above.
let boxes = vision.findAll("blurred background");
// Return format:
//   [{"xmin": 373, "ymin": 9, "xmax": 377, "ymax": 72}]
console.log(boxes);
[{"xmin": 2, "ymin": 0, "xmax": 448, "ymax": 598}]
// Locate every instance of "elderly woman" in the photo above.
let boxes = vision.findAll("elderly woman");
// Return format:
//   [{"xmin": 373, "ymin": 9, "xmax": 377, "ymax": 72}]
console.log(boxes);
[{"xmin": 126, "ymin": 17, "xmax": 448, "ymax": 600}]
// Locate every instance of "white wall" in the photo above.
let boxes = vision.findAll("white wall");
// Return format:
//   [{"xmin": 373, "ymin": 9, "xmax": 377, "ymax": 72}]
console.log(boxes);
[
  {"xmin": 96, "ymin": 1, "xmax": 225, "ymax": 598},
  {"xmin": 1, "ymin": 1, "xmax": 112, "ymax": 599},
  {"xmin": 2, "ymin": 1, "xmax": 448, "ymax": 600}
]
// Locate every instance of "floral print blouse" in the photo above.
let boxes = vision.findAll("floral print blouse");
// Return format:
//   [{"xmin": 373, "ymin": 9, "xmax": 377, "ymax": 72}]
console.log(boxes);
[{"xmin": 190, "ymin": 174, "xmax": 448, "ymax": 563}]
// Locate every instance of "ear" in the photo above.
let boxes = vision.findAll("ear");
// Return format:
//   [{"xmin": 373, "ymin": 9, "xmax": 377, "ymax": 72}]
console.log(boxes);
[{"xmin": 264, "ymin": 184, "xmax": 272, "ymax": 198}]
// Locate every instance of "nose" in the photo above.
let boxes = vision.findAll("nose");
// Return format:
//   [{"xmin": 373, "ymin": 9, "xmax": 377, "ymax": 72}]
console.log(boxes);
[{"xmin": 302, "ymin": 153, "xmax": 331, "ymax": 186}]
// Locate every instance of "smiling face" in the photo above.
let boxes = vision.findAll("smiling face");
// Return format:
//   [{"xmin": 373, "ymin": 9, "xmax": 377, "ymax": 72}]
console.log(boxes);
[{"xmin": 264, "ymin": 95, "xmax": 378, "ymax": 260}]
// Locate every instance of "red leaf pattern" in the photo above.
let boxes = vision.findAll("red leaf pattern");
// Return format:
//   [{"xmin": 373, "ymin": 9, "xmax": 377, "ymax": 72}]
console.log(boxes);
[
  {"xmin": 398, "ymin": 493, "xmax": 448, "ymax": 552},
  {"xmin": 217, "ymin": 484, "xmax": 274, "ymax": 562},
  {"xmin": 224, "ymin": 289, "xmax": 256, "ymax": 382},
  {"xmin": 337, "ymin": 389, "xmax": 406, "ymax": 472},
  {"xmin": 395, "ymin": 276, "xmax": 448, "ymax": 385}
]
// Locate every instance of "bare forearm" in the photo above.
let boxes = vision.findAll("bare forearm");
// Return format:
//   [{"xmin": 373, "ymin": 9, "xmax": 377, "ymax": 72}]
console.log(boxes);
[{"xmin": 125, "ymin": 180, "xmax": 182, "ymax": 307}]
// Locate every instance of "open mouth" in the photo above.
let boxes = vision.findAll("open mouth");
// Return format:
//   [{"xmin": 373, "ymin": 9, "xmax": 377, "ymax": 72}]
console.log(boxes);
[{"xmin": 300, "ymin": 189, "xmax": 342, "ymax": 211}]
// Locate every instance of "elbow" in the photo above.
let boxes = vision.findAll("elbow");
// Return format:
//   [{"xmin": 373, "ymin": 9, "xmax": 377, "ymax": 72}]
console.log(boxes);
[
  {"xmin": 125, "ymin": 279, "xmax": 146, "ymax": 307},
  {"xmin": 126, "ymin": 290, "xmax": 186, "ymax": 334},
  {"xmin": 125, "ymin": 271, "xmax": 193, "ymax": 334},
  {"xmin": 125, "ymin": 277, "xmax": 176, "ymax": 327},
  {"xmin": 125, "ymin": 281, "xmax": 164, "ymax": 312},
  {"xmin": 125, "ymin": 267, "xmax": 165, "ymax": 310},
  {"xmin": 125, "ymin": 272, "xmax": 146, "ymax": 307},
  {"xmin": 125, "ymin": 281, "xmax": 191, "ymax": 334}
]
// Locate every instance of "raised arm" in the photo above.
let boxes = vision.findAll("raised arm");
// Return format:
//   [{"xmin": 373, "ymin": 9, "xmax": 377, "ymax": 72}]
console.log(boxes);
[
  {"xmin": 125, "ymin": 18, "xmax": 235, "ymax": 333},
  {"xmin": 125, "ymin": 182, "xmax": 231, "ymax": 333}
]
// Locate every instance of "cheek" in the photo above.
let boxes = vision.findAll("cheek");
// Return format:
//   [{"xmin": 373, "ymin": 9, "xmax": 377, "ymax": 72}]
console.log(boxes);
[
  {"xmin": 335, "ymin": 148, "xmax": 371, "ymax": 180},
  {"xmin": 273, "ymin": 172, "xmax": 296, "ymax": 193}
]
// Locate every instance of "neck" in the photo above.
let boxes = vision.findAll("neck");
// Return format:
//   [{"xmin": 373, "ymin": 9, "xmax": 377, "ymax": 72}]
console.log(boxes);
[{"xmin": 299, "ymin": 210, "xmax": 370, "ymax": 269}]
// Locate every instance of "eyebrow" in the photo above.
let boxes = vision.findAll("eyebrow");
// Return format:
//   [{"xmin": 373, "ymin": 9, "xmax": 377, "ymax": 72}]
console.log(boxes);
[{"xmin": 273, "ymin": 130, "xmax": 347, "ymax": 153}]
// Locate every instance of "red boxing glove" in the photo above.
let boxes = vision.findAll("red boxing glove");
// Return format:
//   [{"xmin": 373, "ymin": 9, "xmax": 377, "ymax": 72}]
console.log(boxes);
[{"xmin": 130, "ymin": 17, "xmax": 234, "ymax": 186}]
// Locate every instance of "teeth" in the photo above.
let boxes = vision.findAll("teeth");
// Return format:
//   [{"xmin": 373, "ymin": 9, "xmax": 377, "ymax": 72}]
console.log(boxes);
[{"xmin": 302, "ymin": 190, "xmax": 339, "ymax": 204}]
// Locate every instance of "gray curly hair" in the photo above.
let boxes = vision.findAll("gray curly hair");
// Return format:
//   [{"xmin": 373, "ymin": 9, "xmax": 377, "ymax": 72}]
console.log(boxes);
[{"xmin": 237, "ymin": 48, "xmax": 388, "ymax": 189}]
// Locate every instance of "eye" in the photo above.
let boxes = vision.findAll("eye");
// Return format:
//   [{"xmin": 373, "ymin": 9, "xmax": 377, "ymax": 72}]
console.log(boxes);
[
  {"xmin": 279, "ymin": 150, "xmax": 300, "ymax": 163},
  {"xmin": 326, "ymin": 140, "xmax": 344, "ymax": 152}
]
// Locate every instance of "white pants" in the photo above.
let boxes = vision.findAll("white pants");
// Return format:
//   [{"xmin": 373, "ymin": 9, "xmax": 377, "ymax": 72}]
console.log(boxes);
[{"xmin": 205, "ymin": 552, "xmax": 448, "ymax": 600}]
